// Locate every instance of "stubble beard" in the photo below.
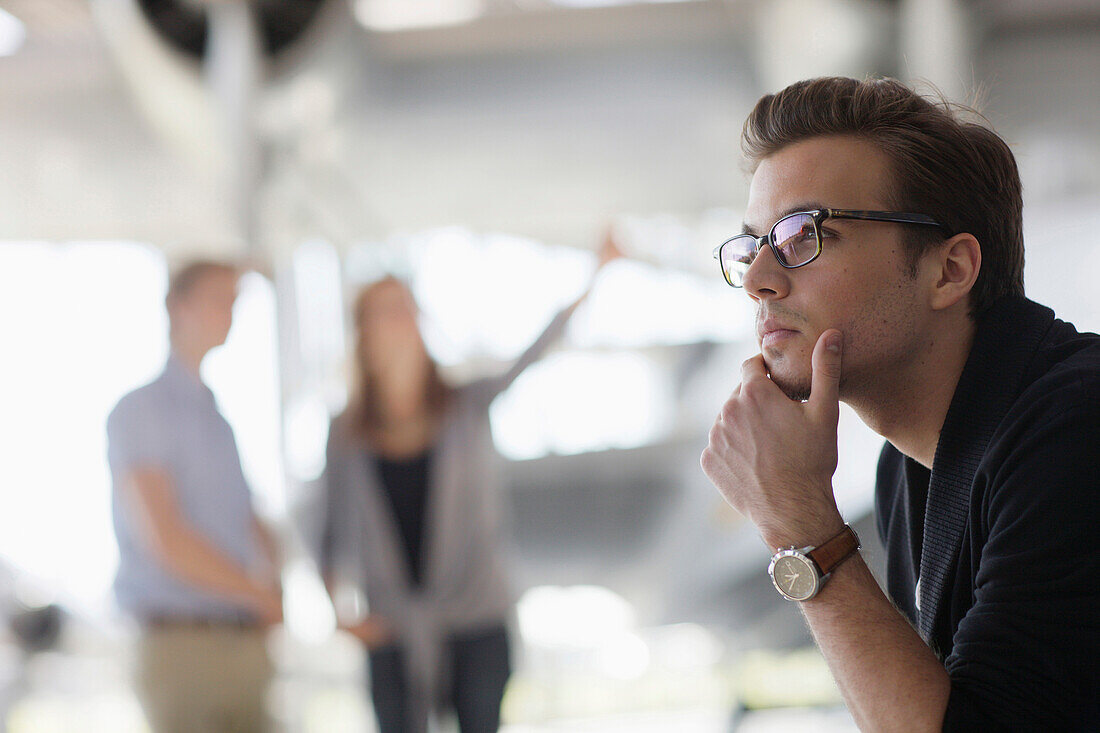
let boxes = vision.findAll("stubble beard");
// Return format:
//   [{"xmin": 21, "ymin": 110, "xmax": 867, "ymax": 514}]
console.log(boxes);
[
  {"xmin": 762, "ymin": 352, "xmax": 812, "ymax": 402},
  {"xmin": 755, "ymin": 304, "xmax": 815, "ymax": 401}
]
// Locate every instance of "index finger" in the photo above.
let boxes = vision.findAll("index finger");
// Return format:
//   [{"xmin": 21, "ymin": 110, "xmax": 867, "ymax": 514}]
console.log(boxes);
[
  {"xmin": 808, "ymin": 328, "xmax": 843, "ymax": 417},
  {"xmin": 740, "ymin": 353, "xmax": 770, "ymax": 385}
]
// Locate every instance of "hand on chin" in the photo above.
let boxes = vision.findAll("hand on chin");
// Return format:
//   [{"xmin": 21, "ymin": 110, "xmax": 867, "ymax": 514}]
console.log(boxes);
[{"xmin": 761, "ymin": 350, "xmax": 812, "ymax": 403}]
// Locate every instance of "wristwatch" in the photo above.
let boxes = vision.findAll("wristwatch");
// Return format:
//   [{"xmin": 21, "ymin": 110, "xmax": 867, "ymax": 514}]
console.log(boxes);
[{"xmin": 768, "ymin": 525, "xmax": 860, "ymax": 602}]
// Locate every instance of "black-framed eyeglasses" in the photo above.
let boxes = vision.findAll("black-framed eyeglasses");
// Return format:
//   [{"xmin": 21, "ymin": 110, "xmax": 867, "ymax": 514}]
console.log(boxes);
[{"xmin": 712, "ymin": 208, "xmax": 946, "ymax": 288}]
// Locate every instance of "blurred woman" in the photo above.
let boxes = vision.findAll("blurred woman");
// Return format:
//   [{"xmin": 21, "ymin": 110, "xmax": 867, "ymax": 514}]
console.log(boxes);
[{"xmin": 318, "ymin": 235, "xmax": 620, "ymax": 733}]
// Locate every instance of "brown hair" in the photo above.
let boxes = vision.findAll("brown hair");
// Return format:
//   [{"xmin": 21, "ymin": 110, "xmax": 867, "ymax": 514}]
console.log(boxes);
[
  {"xmin": 741, "ymin": 76, "xmax": 1024, "ymax": 316},
  {"xmin": 164, "ymin": 259, "xmax": 240, "ymax": 333},
  {"xmin": 342, "ymin": 277, "xmax": 450, "ymax": 441}
]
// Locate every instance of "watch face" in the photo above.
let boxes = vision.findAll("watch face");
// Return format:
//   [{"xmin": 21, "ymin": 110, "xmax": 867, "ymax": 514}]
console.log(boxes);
[{"xmin": 770, "ymin": 553, "xmax": 819, "ymax": 601}]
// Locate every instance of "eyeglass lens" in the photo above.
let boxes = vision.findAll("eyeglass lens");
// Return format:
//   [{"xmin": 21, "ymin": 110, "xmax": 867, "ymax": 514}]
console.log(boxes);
[
  {"xmin": 771, "ymin": 213, "xmax": 819, "ymax": 267},
  {"xmin": 719, "ymin": 212, "xmax": 821, "ymax": 286},
  {"xmin": 719, "ymin": 236, "xmax": 757, "ymax": 287}
]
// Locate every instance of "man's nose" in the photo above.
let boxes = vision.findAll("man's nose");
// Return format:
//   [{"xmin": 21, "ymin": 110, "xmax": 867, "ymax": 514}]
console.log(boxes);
[{"xmin": 741, "ymin": 243, "xmax": 790, "ymax": 301}]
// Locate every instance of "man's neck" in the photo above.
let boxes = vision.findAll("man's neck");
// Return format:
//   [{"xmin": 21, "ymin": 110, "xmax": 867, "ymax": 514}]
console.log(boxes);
[
  {"xmin": 851, "ymin": 316, "xmax": 977, "ymax": 469},
  {"xmin": 169, "ymin": 338, "xmax": 210, "ymax": 383}
]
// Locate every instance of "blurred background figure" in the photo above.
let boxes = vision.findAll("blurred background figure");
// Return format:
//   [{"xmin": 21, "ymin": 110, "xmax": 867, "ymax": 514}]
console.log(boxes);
[
  {"xmin": 318, "ymin": 233, "xmax": 622, "ymax": 733},
  {"xmin": 105, "ymin": 261, "xmax": 283, "ymax": 733}
]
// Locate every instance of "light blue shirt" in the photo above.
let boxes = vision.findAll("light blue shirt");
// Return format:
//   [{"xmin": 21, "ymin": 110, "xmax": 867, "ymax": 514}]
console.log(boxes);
[{"xmin": 106, "ymin": 354, "xmax": 261, "ymax": 621}]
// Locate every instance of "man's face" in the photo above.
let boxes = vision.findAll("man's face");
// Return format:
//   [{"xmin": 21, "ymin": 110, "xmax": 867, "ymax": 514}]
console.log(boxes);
[
  {"xmin": 176, "ymin": 269, "xmax": 239, "ymax": 351},
  {"xmin": 741, "ymin": 135, "xmax": 931, "ymax": 401}
]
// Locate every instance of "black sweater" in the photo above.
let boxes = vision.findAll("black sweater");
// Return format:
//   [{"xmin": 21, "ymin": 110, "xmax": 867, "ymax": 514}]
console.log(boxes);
[{"xmin": 876, "ymin": 296, "xmax": 1100, "ymax": 731}]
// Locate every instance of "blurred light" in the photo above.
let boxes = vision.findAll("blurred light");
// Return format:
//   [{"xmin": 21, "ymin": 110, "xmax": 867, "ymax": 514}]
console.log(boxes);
[
  {"xmin": 573, "ymin": 259, "xmax": 750, "ymax": 348},
  {"xmin": 490, "ymin": 351, "xmax": 670, "ymax": 459},
  {"xmin": 613, "ymin": 212, "xmax": 709, "ymax": 276},
  {"xmin": 647, "ymin": 623, "xmax": 723, "ymax": 672},
  {"xmin": 293, "ymin": 240, "xmax": 346, "ymax": 377},
  {"xmin": 344, "ymin": 236, "xmax": 414, "ymax": 288},
  {"xmin": 595, "ymin": 632, "xmax": 650, "ymax": 680},
  {"xmin": 517, "ymin": 585, "xmax": 636, "ymax": 649},
  {"xmin": 281, "ymin": 558, "xmax": 335, "ymax": 643},
  {"xmin": 411, "ymin": 227, "xmax": 590, "ymax": 366},
  {"xmin": 284, "ymin": 396, "xmax": 331, "ymax": 482},
  {"xmin": 203, "ymin": 271, "xmax": 286, "ymax": 516},
  {"xmin": 12, "ymin": 576, "xmax": 57, "ymax": 610},
  {"xmin": 0, "ymin": 9, "xmax": 26, "ymax": 57},
  {"xmin": 736, "ymin": 648, "xmax": 842, "ymax": 709},
  {"xmin": 354, "ymin": 0, "xmax": 485, "ymax": 31},
  {"xmin": 0, "ymin": 242, "xmax": 166, "ymax": 613}
]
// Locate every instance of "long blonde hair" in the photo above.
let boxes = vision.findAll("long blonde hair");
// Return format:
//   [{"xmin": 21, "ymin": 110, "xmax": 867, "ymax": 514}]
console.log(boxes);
[{"xmin": 341, "ymin": 277, "xmax": 450, "ymax": 441}]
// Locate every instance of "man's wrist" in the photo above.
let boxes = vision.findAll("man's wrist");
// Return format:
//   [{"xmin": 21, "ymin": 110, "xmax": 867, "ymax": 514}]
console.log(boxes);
[
  {"xmin": 767, "ymin": 524, "xmax": 860, "ymax": 602},
  {"xmin": 761, "ymin": 516, "xmax": 846, "ymax": 551}
]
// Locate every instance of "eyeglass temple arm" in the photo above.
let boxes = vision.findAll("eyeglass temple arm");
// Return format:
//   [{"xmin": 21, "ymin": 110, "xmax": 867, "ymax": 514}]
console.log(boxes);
[{"xmin": 826, "ymin": 208, "xmax": 943, "ymax": 227}]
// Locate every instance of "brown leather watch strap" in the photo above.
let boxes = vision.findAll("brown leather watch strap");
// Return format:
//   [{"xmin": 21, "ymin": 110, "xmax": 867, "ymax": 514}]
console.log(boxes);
[{"xmin": 807, "ymin": 525, "xmax": 860, "ymax": 576}]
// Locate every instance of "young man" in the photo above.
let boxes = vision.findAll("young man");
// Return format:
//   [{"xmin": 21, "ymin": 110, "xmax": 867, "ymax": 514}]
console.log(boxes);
[
  {"xmin": 701, "ymin": 77, "xmax": 1100, "ymax": 730},
  {"xmin": 106, "ymin": 260, "xmax": 283, "ymax": 732}
]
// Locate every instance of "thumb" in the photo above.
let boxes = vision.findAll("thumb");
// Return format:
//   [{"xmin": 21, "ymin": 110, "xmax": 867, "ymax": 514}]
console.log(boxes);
[{"xmin": 809, "ymin": 329, "xmax": 843, "ymax": 415}]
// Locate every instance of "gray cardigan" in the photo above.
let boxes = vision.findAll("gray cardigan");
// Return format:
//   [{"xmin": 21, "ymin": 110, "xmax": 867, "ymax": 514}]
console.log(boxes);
[{"xmin": 319, "ymin": 307, "xmax": 574, "ymax": 728}]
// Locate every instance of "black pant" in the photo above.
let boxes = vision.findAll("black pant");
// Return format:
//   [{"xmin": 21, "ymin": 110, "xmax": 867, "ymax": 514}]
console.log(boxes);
[{"xmin": 368, "ymin": 623, "xmax": 511, "ymax": 733}]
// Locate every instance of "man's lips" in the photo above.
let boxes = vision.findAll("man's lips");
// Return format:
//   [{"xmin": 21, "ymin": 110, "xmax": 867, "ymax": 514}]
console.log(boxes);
[{"xmin": 757, "ymin": 321, "xmax": 800, "ymax": 347}]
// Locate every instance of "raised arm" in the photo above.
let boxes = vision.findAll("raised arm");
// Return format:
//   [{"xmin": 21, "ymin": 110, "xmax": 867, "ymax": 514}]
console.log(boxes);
[{"xmin": 476, "ymin": 227, "xmax": 624, "ymax": 401}]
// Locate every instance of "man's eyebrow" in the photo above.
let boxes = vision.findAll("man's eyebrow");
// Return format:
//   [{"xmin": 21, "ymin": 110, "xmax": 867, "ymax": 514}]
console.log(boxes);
[{"xmin": 742, "ymin": 202, "xmax": 827, "ymax": 236}]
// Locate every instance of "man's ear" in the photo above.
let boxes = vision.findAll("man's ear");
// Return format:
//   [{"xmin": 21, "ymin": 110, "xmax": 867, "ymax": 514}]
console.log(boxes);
[{"xmin": 928, "ymin": 233, "xmax": 981, "ymax": 311}]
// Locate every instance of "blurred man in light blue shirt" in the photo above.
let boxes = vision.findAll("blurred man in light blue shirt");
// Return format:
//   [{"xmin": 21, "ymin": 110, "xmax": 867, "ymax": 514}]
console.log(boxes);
[{"xmin": 107, "ymin": 260, "xmax": 281, "ymax": 733}]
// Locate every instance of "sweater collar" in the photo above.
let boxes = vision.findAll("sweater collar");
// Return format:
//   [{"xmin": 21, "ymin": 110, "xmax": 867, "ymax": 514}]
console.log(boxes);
[{"xmin": 916, "ymin": 295, "xmax": 1055, "ymax": 641}]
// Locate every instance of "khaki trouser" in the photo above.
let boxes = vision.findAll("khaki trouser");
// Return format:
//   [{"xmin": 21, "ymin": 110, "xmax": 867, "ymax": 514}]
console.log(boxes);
[{"xmin": 136, "ymin": 625, "xmax": 273, "ymax": 733}]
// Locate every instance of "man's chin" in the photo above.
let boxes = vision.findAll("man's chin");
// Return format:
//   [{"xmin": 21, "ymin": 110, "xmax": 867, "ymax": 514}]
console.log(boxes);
[{"xmin": 763, "ymin": 358, "xmax": 811, "ymax": 401}]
